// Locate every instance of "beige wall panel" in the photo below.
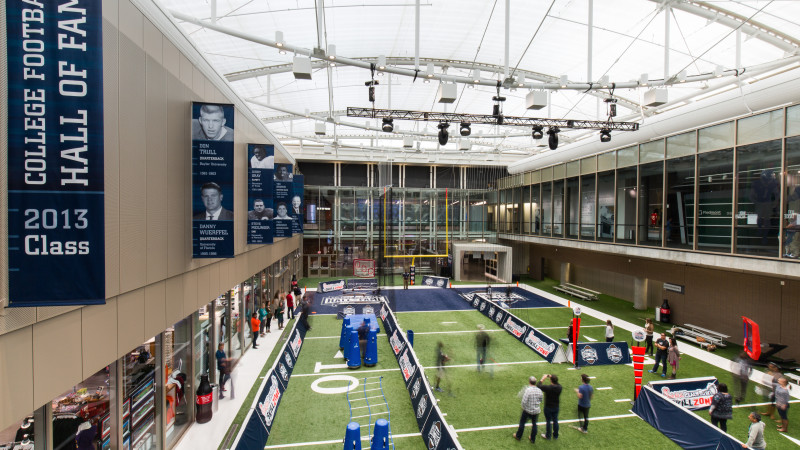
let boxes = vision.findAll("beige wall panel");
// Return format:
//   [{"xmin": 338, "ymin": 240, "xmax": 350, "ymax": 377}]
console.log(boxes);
[
  {"xmin": 102, "ymin": 0, "xmax": 119, "ymax": 27},
  {"xmin": 103, "ymin": 11, "xmax": 121, "ymax": 298},
  {"xmin": 143, "ymin": 19, "xmax": 163, "ymax": 64},
  {"xmin": 165, "ymin": 276, "xmax": 185, "ymax": 326},
  {"xmin": 162, "ymin": 38, "xmax": 180, "ymax": 80},
  {"xmin": 196, "ymin": 266, "xmax": 211, "ymax": 307},
  {"xmin": 221, "ymin": 259, "xmax": 236, "ymax": 294},
  {"xmin": 118, "ymin": 0, "xmax": 143, "ymax": 49},
  {"xmin": 144, "ymin": 282, "xmax": 167, "ymax": 339},
  {"xmin": 780, "ymin": 280, "xmax": 800, "ymax": 361},
  {"xmin": 0, "ymin": 327, "xmax": 34, "ymax": 430},
  {"xmin": 179, "ymin": 53, "xmax": 193, "ymax": 88},
  {"xmin": 208, "ymin": 263, "xmax": 221, "ymax": 301},
  {"xmin": 192, "ymin": 66, "xmax": 205, "ymax": 98},
  {"xmin": 117, "ymin": 290, "xmax": 146, "ymax": 356},
  {"xmin": 145, "ymin": 57, "xmax": 169, "ymax": 283},
  {"xmin": 33, "ymin": 310, "xmax": 82, "ymax": 408},
  {"xmin": 165, "ymin": 77, "xmax": 189, "ymax": 277},
  {"xmin": 182, "ymin": 271, "xmax": 199, "ymax": 315},
  {"xmin": 81, "ymin": 299, "xmax": 119, "ymax": 377},
  {"xmin": 118, "ymin": 36, "xmax": 148, "ymax": 293}
]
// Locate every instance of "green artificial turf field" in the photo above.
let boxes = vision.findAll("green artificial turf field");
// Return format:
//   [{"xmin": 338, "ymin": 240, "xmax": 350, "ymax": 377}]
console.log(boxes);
[{"xmin": 230, "ymin": 283, "xmax": 799, "ymax": 449}]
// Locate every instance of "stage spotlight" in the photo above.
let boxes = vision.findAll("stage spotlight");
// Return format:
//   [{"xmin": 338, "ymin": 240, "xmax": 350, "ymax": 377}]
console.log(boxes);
[
  {"xmin": 532, "ymin": 125, "xmax": 544, "ymax": 140},
  {"xmin": 438, "ymin": 122, "xmax": 450, "ymax": 146},
  {"xmin": 382, "ymin": 118, "xmax": 394, "ymax": 133},
  {"xmin": 600, "ymin": 128, "xmax": 611, "ymax": 143},
  {"xmin": 547, "ymin": 127, "xmax": 560, "ymax": 150},
  {"xmin": 460, "ymin": 122, "xmax": 471, "ymax": 136}
]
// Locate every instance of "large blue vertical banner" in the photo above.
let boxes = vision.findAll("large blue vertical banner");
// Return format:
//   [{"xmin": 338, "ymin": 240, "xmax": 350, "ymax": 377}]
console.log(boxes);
[
  {"xmin": 247, "ymin": 144, "xmax": 274, "ymax": 244},
  {"xmin": 192, "ymin": 102, "xmax": 235, "ymax": 258},
  {"xmin": 6, "ymin": 1, "xmax": 105, "ymax": 306},
  {"xmin": 291, "ymin": 174, "xmax": 304, "ymax": 235},
  {"xmin": 273, "ymin": 163, "xmax": 293, "ymax": 238}
]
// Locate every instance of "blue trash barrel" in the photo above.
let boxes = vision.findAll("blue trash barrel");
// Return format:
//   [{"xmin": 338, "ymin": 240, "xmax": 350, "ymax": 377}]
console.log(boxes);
[
  {"xmin": 370, "ymin": 419, "xmax": 390, "ymax": 449},
  {"xmin": 406, "ymin": 329, "xmax": 414, "ymax": 347},
  {"xmin": 344, "ymin": 421, "xmax": 361, "ymax": 449}
]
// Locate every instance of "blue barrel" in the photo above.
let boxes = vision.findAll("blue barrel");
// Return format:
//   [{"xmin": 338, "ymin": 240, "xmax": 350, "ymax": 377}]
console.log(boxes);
[
  {"xmin": 347, "ymin": 329, "xmax": 361, "ymax": 368},
  {"xmin": 344, "ymin": 421, "xmax": 361, "ymax": 449},
  {"xmin": 406, "ymin": 329, "xmax": 414, "ymax": 347},
  {"xmin": 340, "ymin": 316, "xmax": 352, "ymax": 350},
  {"xmin": 370, "ymin": 419, "xmax": 390, "ymax": 449},
  {"xmin": 344, "ymin": 325, "xmax": 354, "ymax": 360},
  {"xmin": 364, "ymin": 328, "xmax": 378, "ymax": 366}
]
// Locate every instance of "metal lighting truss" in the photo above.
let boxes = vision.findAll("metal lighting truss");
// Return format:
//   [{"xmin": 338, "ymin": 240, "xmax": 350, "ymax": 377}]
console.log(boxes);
[{"xmin": 346, "ymin": 107, "xmax": 639, "ymax": 131}]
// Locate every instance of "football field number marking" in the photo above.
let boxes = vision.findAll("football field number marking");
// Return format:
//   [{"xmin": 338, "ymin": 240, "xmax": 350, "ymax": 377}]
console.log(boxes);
[
  {"xmin": 314, "ymin": 361, "xmax": 349, "ymax": 372},
  {"xmin": 310, "ymin": 375, "xmax": 360, "ymax": 394}
]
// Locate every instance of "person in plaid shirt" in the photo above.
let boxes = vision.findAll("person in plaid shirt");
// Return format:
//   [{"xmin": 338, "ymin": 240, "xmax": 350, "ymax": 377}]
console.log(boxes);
[{"xmin": 512, "ymin": 376, "xmax": 543, "ymax": 443}]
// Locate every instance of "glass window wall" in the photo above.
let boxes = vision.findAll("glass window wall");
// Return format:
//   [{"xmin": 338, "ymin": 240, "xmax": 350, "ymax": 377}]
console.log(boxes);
[
  {"xmin": 552, "ymin": 180, "xmax": 564, "ymax": 237},
  {"xmin": 616, "ymin": 167, "xmax": 637, "ymax": 244},
  {"xmin": 788, "ymin": 105, "xmax": 800, "ymax": 137},
  {"xmin": 165, "ymin": 317, "xmax": 193, "ymax": 447},
  {"xmin": 640, "ymin": 140, "xmax": 664, "ymax": 164},
  {"xmin": 580, "ymin": 174, "xmax": 596, "ymax": 240},
  {"xmin": 52, "ymin": 367, "xmax": 111, "ymax": 450},
  {"xmin": 697, "ymin": 149, "xmax": 734, "ymax": 252},
  {"xmin": 522, "ymin": 185, "xmax": 532, "ymax": 234},
  {"xmin": 123, "ymin": 340, "xmax": 159, "ymax": 450},
  {"xmin": 785, "ymin": 136, "xmax": 800, "ymax": 259},
  {"xmin": 665, "ymin": 155, "xmax": 695, "ymax": 249},
  {"xmin": 667, "ymin": 131, "xmax": 696, "ymax": 159},
  {"xmin": 0, "ymin": 414, "xmax": 35, "ymax": 448},
  {"xmin": 542, "ymin": 183, "xmax": 553, "ymax": 236},
  {"xmin": 735, "ymin": 140, "xmax": 781, "ymax": 257},
  {"xmin": 531, "ymin": 184, "xmax": 541, "ymax": 235},
  {"xmin": 738, "ymin": 110, "xmax": 783, "ymax": 146},
  {"xmin": 597, "ymin": 171, "xmax": 615, "ymax": 241},
  {"xmin": 566, "ymin": 177, "xmax": 580, "ymax": 239},
  {"xmin": 638, "ymin": 162, "xmax": 664, "ymax": 246},
  {"xmin": 699, "ymin": 122, "xmax": 734, "ymax": 152}
]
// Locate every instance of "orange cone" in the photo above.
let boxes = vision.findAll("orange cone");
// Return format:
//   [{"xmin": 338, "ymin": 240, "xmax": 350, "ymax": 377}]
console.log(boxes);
[
  {"xmin": 568, "ymin": 300, "xmax": 571, "ymax": 308},
  {"xmin": 516, "ymin": 281, "xmax": 519, "ymax": 287}
]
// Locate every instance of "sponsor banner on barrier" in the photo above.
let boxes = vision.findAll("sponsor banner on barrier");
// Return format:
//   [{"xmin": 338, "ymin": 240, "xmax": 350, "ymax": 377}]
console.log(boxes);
[
  {"xmin": 422, "ymin": 275, "xmax": 449, "ymax": 288},
  {"xmin": 409, "ymin": 371, "xmax": 433, "ymax": 429},
  {"xmin": 463, "ymin": 292, "xmax": 563, "ymax": 363},
  {"xmin": 346, "ymin": 278, "xmax": 378, "ymax": 290},
  {"xmin": 648, "ymin": 377, "xmax": 719, "ymax": 410},
  {"xmin": 319, "ymin": 279, "xmax": 346, "ymax": 293},
  {"xmin": 7, "ymin": 0, "xmax": 106, "ymax": 306},
  {"xmin": 389, "ymin": 330, "xmax": 406, "ymax": 356},
  {"xmin": 573, "ymin": 342, "xmax": 632, "ymax": 366},
  {"xmin": 421, "ymin": 416, "xmax": 460, "ymax": 450}
]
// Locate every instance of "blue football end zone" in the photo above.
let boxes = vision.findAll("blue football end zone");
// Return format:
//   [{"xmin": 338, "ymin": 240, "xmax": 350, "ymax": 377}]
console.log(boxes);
[{"xmin": 633, "ymin": 385, "xmax": 743, "ymax": 449}]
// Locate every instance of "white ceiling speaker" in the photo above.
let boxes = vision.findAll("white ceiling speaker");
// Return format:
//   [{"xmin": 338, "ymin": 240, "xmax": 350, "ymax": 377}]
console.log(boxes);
[
  {"xmin": 437, "ymin": 83, "xmax": 457, "ymax": 103},
  {"xmin": 293, "ymin": 56, "xmax": 312, "ymax": 79},
  {"xmin": 643, "ymin": 88, "xmax": 668, "ymax": 107},
  {"xmin": 403, "ymin": 136, "xmax": 414, "ymax": 148},
  {"xmin": 314, "ymin": 122, "xmax": 326, "ymax": 135},
  {"xmin": 525, "ymin": 91, "xmax": 547, "ymax": 110}
]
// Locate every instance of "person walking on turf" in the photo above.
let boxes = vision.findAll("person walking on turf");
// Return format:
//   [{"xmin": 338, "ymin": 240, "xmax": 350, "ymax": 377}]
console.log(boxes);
[
  {"xmin": 538, "ymin": 374, "xmax": 562, "ymax": 440},
  {"xmin": 776, "ymin": 377, "xmax": 791, "ymax": 432},
  {"xmin": 709, "ymin": 383, "xmax": 733, "ymax": 432},
  {"xmin": 605, "ymin": 320, "xmax": 614, "ymax": 342},
  {"xmin": 575, "ymin": 374, "xmax": 593, "ymax": 434},
  {"xmin": 733, "ymin": 351, "xmax": 753, "ymax": 404},
  {"xmin": 667, "ymin": 337, "xmax": 681, "ymax": 379},
  {"xmin": 649, "ymin": 332, "xmax": 669, "ymax": 377},
  {"xmin": 300, "ymin": 294, "xmax": 312, "ymax": 331},
  {"xmin": 434, "ymin": 341, "xmax": 451, "ymax": 393},
  {"xmin": 475, "ymin": 324, "xmax": 491, "ymax": 373},
  {"xmin": 512, "ymin": 376, "xmax": 543, "ymax": 443},
  {"xmin": 402, "ymin": 270, "xmax": 409, "ymax": 289},
  {"xmin": 742, "ymin": 412, "xmax": 766, "ymax": 449}
]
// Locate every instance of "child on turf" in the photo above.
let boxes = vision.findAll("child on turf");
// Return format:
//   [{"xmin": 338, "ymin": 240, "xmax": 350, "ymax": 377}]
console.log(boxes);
[{"xmin": 667, "ymin": 338, "xmax": 681, "ymax": 379}]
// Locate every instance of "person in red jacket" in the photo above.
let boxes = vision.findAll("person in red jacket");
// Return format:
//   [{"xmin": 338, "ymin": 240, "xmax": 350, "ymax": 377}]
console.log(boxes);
[
  {"xmin": 250, "ymin": 313, "xmax": 260, "ymax": 349},
  {"xmin": 286, "ymin": 291, "xmax": 294, "ymax": 319}
]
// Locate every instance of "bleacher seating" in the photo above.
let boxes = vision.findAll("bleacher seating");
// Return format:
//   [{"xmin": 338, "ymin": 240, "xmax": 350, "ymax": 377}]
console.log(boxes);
[
  {"xmin": 554, "ymin": 283, "xmax": 599, "ymax": 301},
  {"xmin": 670, "ymin": 323, "xmax": 729, "ymax": 349}
]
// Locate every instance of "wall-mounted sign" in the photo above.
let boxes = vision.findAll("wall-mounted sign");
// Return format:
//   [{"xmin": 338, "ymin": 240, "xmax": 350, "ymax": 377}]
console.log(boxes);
[
  {"xmin": 7, "ymin": 0, "xmax": 105, "ymax": 306},
  {"xmin": 663, "ymin": 283, "xmax": 684, "ymax": 294},
  {"xmin": 273, "ymin": 163, "xmax": 293, "ymax": 238},
  {"xmin": 247, "ymin": 144, "xmax": 274, "ymax": 244}
]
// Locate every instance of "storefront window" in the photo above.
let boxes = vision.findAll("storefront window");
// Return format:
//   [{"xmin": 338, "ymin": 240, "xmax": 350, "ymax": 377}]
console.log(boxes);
[
  {"xmin": 667, "ymin": 131, "xmax": 696, "ymax": 159},
  {"xmin": 165, "ymin": 317, "xmax": 193, "ymax": 447},
  {"xmin": 195, "ymin": 303, "xmax": 212, "ymax": 384},
  {"xmin": 699, "ymin": 122, "xmax": 734, "ymax": 153},
  {"xmin": 123, "ymin": 340, "xmax": 159, "ymax": 450},
  {"xmin": 697, "ymin": 149, "xmax": 734, "ymax": 252},
  {"xmin": 665, "ymin": 155, "xmax": 696, "ymax": 249},
  {"xmin": 522, "ymin": 185, "xmax": 532, "ymax": 234},
  {"xmin": 738, "ymin": 110, "xmax": 783, "ymax": 146},
  {"xmin": 50, "ymin": 367, "xmax": 111, "ymax": 450},
  {"xmin": 616, "ymin": 167, "xmax": 637, "ymax": 244},
  {"xmin": 0, "ymin": 415, "xmax": 35, "ymax": 448},
  {"xmin": 541, "ymin": 182, "xmax": 553, "ymax": 236},
  {"xmin": 640, "ymin": 140, "xmax": 664, "ymax": 164},
  {"xmin": 788, "ymin": 105, "xmax": 800, "ymax": 137},
  {"xmin": 638, "ymin": 162, "xmax": 664, "ymax": 246},
  {"xmin": 597, "ymin": 171, "xmax": 615, "ymax": 242},
  {"xmin": 736, "ymin": 140, "xmax": 781, "ymax": 257},
  {"xmin": 531, "ymin": 184, "xmax": 541, "ymax": 235},
  {"xmin": 552, "ymin": 180, "xmax": 564, "ymax": 237},
  {"xmin": 783, "ymin": 136, "xmax": 800, "ymax": 259},
  {"xmin": 565, "ymin": 177, "xmax": 579, "ymax": 239},
  {"xmin": 580, "ymin": 174, "xmax": 595, "ymax": 240}
]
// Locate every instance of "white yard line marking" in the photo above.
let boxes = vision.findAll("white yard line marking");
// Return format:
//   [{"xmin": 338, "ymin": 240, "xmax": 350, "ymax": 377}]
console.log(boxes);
[
  {"xmin": 411, "ymin": 329, "xmax": 504, "ymax": 335},
  {"xmin": 424, "ymin": 360, "xmax": 548, "ymax": 370},
  {"xmin": 584, "ymin": 336, "xmax": 598, "ymax": 342},
  {"xmin": 264, "ymin": 432, "xmax": 421, "ymax": 448},
  {"xmin": 454, "ymin": 412, "xmax": 639, "ymax": 433},
  {"xmin": 292, "ymin": 368, "xmax": 400, "ymax": 378},
  {"xmin": 615, "ymin": 398, "xmax": 632, "ymax": 403},
  {"xmin": 441, "ymin": 321, "xmax": 458, "ymax": 324},
  {"xmin": 780, "ymin": 433, "xmax": 800, "ymax": 446},
  {"xmin": 596, "ymin": 387, "xmax": 613, "ymax": 390},
  {"xmin": 314, "ymin": 361, "xmax": 349, "ymax": 372}
]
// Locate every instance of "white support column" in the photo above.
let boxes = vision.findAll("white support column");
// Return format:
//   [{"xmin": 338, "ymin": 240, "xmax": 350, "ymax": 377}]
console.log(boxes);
[
  {"xmin": 587, "ymin": 0, "xmax": 593, "ymax": 82},
  {"xmin": 210, "ymin": 0, "xmax": 217, "ymax": 24},
  {"xmin": 736, "ymin": 28, "xmax": 742, "ymax": 70},
  {"xmin": 415, "ymin": 0, "xmax": 420, "ymax": 71},
  {"xmin": 316, "ymin": 0, "xmax": 324, "ymax": 49},
  {"xmin": 664, "ymin": 3, "xmax": 670, "ymax": 79},
  {"xmin": 504, "ymin": 0, "xmax": 510, "ymax": 79}
]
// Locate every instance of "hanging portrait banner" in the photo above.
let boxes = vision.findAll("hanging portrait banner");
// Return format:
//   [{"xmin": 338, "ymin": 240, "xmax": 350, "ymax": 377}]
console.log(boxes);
[
  {"xmin": 6, "ymin": 0, "xmax": 106, "ymax": 306},
  {"xmin": 291, "ymin": 174, "xmax": 304, "ymax": 235},
  {"xmin": 273, "ymin": 163, "xmax": 293, "ymax": 238},
  {"xmin": 247, "ymin": 144, "xmax": 274, "ymax": 244},
  {"xmin": 191, "ymin": 102, "xmax": 235, "ymax": 258}
]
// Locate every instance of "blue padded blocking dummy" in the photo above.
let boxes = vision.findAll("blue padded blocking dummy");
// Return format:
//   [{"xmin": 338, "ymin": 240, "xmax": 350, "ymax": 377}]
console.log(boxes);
[
  {"xmin": 370, "ymin": 419, "xmax": 389, "ymax": 449},
  {"xmin": 364, "ymin": 328, "xmax": 378, "ymax": 366},
  {"xmin": 406, "ymin": 329, "xmax": 414, "ymax": 347},
  {"xmin": 343, "ymin": 325, "xmax": 354, "ymax": 360},
  {"xmin": 340, "ymin": 316, "xmax": 351, "ymax": 350},
  {"xmin": 344, "ymin": 421, "xmax": 361, "ymax": 450},
  {"xmin": 347, "ymin": 329, "xmax": 361, "ymax": 368}
]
